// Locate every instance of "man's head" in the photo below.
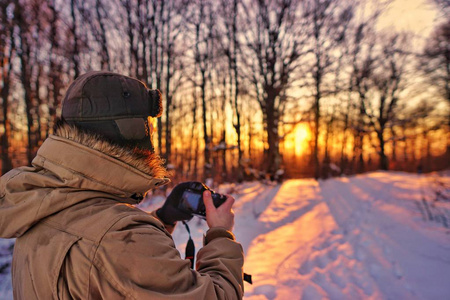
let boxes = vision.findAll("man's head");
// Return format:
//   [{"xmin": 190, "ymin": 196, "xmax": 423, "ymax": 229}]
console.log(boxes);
[{"xmin": 61, "ymin": 71, "xmax": 162, "ymax": 151}]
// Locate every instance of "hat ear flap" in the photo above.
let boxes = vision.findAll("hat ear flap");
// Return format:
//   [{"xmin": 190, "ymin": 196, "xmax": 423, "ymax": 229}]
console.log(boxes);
[{"xmin": 148, "ymin": 89, "xmax": 163, "ymax": 117}]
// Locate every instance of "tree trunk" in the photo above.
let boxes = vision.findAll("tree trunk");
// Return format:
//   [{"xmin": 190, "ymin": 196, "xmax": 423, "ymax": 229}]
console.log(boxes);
[
  {"xmin": 1, "ymin": 17, "xmax": 14, "ymax": 174},
  {"xmin": 35, "ymin": 66, "xmax": 43, "ymax": 142},
  {"xmin": 187, "ymin": 91, "xmax": 197, "ymax": 178},
  {"xmin": 340, "ymin": 108, "xmax": 350, "ymax": 174},
  {"xmin": 312, "ymin": 43, "xmax": 322, "ymax": 179},
  {"xmin": 313, "ymin": 91, "xmax": 320, "ymax": 179},
  {"xmin": 221, "ymin": 129, "xmax": 227, "ymax": 181},
  {"xmin": 231, "ymin": 0, "xmax": 242, "ymax": 179},
  {"xmin": 391, "ymin": 127, "xmax": 397, "ymax": 162},
  {"xmin": 262, "ymin": 99, "xmax": 280, "ymax": 175},
  {"xmin": 17, "ymin": 8, "xmax": 35, "ymax": 165},
  {"xmin": 164, "ymin": 92, "xmax": 172, "ymax": 163},
  {"xmin": 248, "ymin": 110, "xmax": 253, "ymax": 162},
  {"xmin": 70, "ymin": 0, "xmax": 80, "ymax": 78},
  {"xmin": 154, "ymin": 1, "xmax": 164, "ymax": 156},
  {"xmin": 201, "ymin": 68, "xmax": 210, "ymax": 179},
  {"xmin": 1, "ymin": 78, "xmax": 12, "ymax": 174},
  {"xmin": 96, "ymin": 0, "xmax": 110, "ymax": 70},
  {"xmin": 48, "ymin": 0, "xmax": 61, "ymax": 136},
  {"xmin": 377, "ymin": 129, "xmax": 388, "ymax": 170},
  {"xmin": 164, "ymin": 6, "xmax": 173, "ymax": 164},
  {"xmin": 356, "ymin": 130, "xmax": 365, "ymax": 173},
  {"xmin": 323, "ymin": 113, "xmax": 333, "ymax": 177}
]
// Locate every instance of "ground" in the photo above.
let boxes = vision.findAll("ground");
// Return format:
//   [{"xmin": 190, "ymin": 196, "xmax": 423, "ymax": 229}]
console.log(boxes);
[{"xmin": 1, "ymin": 171, "xmax": 449, "ymax": 299}]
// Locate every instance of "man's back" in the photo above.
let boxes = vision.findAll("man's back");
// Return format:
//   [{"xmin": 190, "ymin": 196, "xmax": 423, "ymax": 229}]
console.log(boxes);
[
  {"xmin": 1, "ymin": 71, "xmax": 244, "ymax": 299},
  {"xmin": 2, "ymin": 127, "xmax": 244, "ymax": 299}
]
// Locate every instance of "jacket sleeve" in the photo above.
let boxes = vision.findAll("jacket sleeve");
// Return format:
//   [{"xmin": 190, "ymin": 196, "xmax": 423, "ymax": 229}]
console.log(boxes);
[{"xmin": 90, "ymin": 214, "xmax": 244, "ymax": 300}]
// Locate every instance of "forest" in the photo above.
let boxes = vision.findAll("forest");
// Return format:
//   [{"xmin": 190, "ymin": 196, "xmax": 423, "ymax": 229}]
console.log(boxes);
[{"xmin": 0, "ymin": 0, "xmax": 449, "ymax": 182}]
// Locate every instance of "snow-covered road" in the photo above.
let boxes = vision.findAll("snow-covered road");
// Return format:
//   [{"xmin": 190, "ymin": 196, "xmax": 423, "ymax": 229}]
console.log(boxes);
[{"xmin": 235, "ymin": 172, "xmax": 450, "ymax": 299}]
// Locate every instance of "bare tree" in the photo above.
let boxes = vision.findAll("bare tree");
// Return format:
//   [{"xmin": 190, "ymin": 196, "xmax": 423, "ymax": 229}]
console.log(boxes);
[
  {"xmin": 430, "ymin": 0, "xmax": 450, "ymax": 17},
  {"xmin": 70, "ymin": 0, "xmax": 81, "ymax": 77},
  {"xmin": 16, "ymin": 0, "xmax": 36, "ymax": 164},
  {"xmin": 303, "ymin": 0, "xmax": 353, "ymax": 178},
  {"xmin": 361, "ymin": 34, "xmax": 410, "ymax": 170},
  {"xmin": 162, "ymin": 0, "xmax": 186, "ymax": 164},
  {"xmin": 2, "ymin": 0, "xmax": 448, "ymax": 179},
  {"xmin": 345, "ymin": 16, "xmax": 379, "ymax": 174},
  {"xmin": 185, "ymin": 0, "xmax": 216, "ymax": 180},
  {"xmin": 419, "ymin": 21, "xmax": 450, "ymax": 114},
  {"xmin": 92, "ymin": 0, "xmax": 111, "ymax": 70},
  {"xmin": 420, "ymin": 13, "xmax": 450, "ymax": 158},
  {"xmin": 47, "ymin": 0, "xmax": 65, "ymax": 136},
  {"xmin": 241, "ymin": 0, "xmax": 306, "ymax": 175},
  {"xmin": 219, "ymin": 0, "xmax": 243, "ymax": 179},
  {"xmin": 0, "ymin": 2, "xmax": 15, "ymax": 174}
]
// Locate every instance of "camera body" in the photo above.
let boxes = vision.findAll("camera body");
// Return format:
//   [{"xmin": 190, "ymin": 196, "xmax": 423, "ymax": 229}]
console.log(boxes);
[{"xmin": 177, "ymin": 182, "xmax": 227, "ymax": 219}]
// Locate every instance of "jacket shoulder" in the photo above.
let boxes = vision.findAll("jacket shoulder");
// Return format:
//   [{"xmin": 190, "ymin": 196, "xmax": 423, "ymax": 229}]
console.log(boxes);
[{"xmin": 44, "ymin": 199, "xmax": 165, "ymax": 244}]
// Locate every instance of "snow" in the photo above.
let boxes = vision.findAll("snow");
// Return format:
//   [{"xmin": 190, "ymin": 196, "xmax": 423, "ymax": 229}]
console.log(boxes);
[
  {"xmin": 0, "ymin": 239, "xmax": 13, "ymax": 299},
  {"xmin": 1, "ymin": 171, "xmax": 450, "ymax": 299}
]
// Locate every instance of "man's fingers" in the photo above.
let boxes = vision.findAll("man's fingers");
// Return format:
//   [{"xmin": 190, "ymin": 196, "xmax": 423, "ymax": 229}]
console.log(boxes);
[
  {"xmin": 203, "ymin": 190, "xmax": 214, "ymax": 213},
  {"xmin": 204, "ymin": 192, "xmax": 235, "ymax": 231},
  {"xmin": 221, "ymin": 195, "xmax": 235, "ymax": 211},
  {"xmin": 204, "ymin": 191, "xmax": 234, "ymax": 213}
]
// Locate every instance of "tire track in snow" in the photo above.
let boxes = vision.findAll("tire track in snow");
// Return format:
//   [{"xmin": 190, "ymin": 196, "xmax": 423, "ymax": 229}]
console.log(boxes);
[
  {"xmin": 243, "ymin": 180, "xmax": 327, "ymax": 299},
  {"xmin": 318, "ymin": 177, "xmax": 420, "ymax": 299},
  {"xmin": 234, "ymin": 183, "xmax": 283, "ymax": 254},
  {"xmin": 236, "ymin": 180, "xmax": 320, "ymax": 254},
  {"xmin": 241, "ymin": 173, "xmax": 450, "ymax": 299}
]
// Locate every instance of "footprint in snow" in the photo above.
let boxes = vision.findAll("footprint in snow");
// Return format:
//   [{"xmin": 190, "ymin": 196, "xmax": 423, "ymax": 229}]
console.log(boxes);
[
  {"xmin": 355, "ymin": 246, "xmax": 366, "ymax": 261},
  {"xmin": 301, "ymin": 284, "xmax": 324, "ymax": 300},
  {"xmin": 314, "ymin": 253, "xmax": 329, "ymax": 269},
  {"xmin": 393, "ymin": 262, "xmax": 403, "ymax": 279},
  {"xmin": 329, "ymin": 272, "xmax": 347, "ymax": 288},
  {"xmin": 360, "ymin": 238, "xmax": 372, "ymax": 247},
  {"xmin": 327, "ymin": 248, "xmax": 339, "ymax": 261},
  {"xmin": 298, "ymin": 259, "xmax": 313, "ymax": 275},
  {"xmin": 383, "ymin": 244, "xmax": 392, "ymax": 257},
  {"xmin": 330, "ymin": 233, "xmax": 345, "ymax": 244},
  {"xmin": 331, "ymin": 228, "xmax": 344, "ymax": 235},
  {"xmin": 351, "ymin": 273, "xmax": 374, "ymax": 296},
  {"xmin": 369, "ymin": 263, "xmax": 382, "ymax": 278},
  {"xmin": 312, "ymin": 272, "xmax": 345, "ymax": 299}
]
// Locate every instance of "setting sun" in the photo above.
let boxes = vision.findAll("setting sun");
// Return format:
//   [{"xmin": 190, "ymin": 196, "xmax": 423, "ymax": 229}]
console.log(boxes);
[
  {"xmin": 284, "ymin": 123, "xmax": 311, "ymax": 157},
  {"xmin": 294, "ymin": 124, "xmax": 311, "ymax": 157}
]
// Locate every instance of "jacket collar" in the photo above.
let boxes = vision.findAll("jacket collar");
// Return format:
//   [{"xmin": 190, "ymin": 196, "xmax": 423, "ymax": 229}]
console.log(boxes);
[{"xmin": 33, "ymin": 125, "xmax": 170, "ymax": 199}]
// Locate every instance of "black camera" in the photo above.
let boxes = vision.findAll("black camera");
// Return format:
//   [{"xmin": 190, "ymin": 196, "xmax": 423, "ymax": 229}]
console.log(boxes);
[{"xmin": 177, "ymin": 182, "xmax": 227, "ymax": 219}]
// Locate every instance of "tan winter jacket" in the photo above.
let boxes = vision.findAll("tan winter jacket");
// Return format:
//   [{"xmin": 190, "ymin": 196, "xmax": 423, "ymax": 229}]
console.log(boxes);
[{"xmin": 0, "ymin": 125, "xmax": 244, "ymax": 299}]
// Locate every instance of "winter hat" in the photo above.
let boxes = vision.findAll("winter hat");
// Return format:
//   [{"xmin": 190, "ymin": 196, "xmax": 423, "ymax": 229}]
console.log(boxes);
[{"xmin": 61, "ymin": 71, "xmax": 162, "ymax": 150}]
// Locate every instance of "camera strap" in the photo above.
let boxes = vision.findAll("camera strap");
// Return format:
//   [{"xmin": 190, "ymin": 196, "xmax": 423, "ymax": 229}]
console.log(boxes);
[
  {"xmin": 182, "ymin": 221, "xmax": 253, "ymax": 285},
  {"xmin": 182, "ymin": 221, "xmax": 195, "ymax": 269}
]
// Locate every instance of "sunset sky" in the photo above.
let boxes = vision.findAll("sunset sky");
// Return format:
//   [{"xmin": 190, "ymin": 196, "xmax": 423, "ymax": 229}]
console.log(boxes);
[
  {"xmin": 378, "ymin": 0, "xmax": 438, "ymax": 36},
  {"xmin": 2, "ymin": 0, "xmax": 447, "ymax": 177}
]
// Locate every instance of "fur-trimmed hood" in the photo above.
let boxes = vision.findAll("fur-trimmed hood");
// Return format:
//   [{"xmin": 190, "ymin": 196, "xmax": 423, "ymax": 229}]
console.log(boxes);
[
  {"xmin": 54, "ymin": 123, "xmax": 169, "ymax": 179},
  {"xmin": 0, "ymin": 124, "xmax": 170, "ymax": 238}
]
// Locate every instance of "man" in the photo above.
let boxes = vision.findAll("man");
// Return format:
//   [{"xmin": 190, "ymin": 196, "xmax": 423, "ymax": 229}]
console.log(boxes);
[{"xmin": 0, "ymin": 71, "xmax": 244, "ymax": 299}]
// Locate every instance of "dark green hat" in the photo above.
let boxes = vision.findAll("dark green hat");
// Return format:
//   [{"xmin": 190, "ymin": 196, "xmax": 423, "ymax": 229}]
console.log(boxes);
[{"xmin": 62, "ymin": 71, "xmax": 162, "ymax": 150}]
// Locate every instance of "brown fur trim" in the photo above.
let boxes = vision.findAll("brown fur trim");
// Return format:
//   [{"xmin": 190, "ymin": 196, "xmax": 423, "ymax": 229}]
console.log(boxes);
[{"xmin": 54, "ymin": 123, "xmax": 169, "ymax": 179}]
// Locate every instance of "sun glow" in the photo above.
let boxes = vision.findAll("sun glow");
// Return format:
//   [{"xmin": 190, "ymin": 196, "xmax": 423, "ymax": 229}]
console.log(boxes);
[{"xmin": 284, "ymin": 123, "xmax": 311, "ymax": 157}]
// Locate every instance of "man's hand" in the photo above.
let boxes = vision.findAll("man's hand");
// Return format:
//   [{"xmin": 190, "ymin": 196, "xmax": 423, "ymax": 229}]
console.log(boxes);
[
  {"xmin": 156, "ymin": 182, "xmax": 194, "ymax": 225},
  {"xmin": 204, "ymin": 190, "xmax": 235, "ymax": 231}
]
